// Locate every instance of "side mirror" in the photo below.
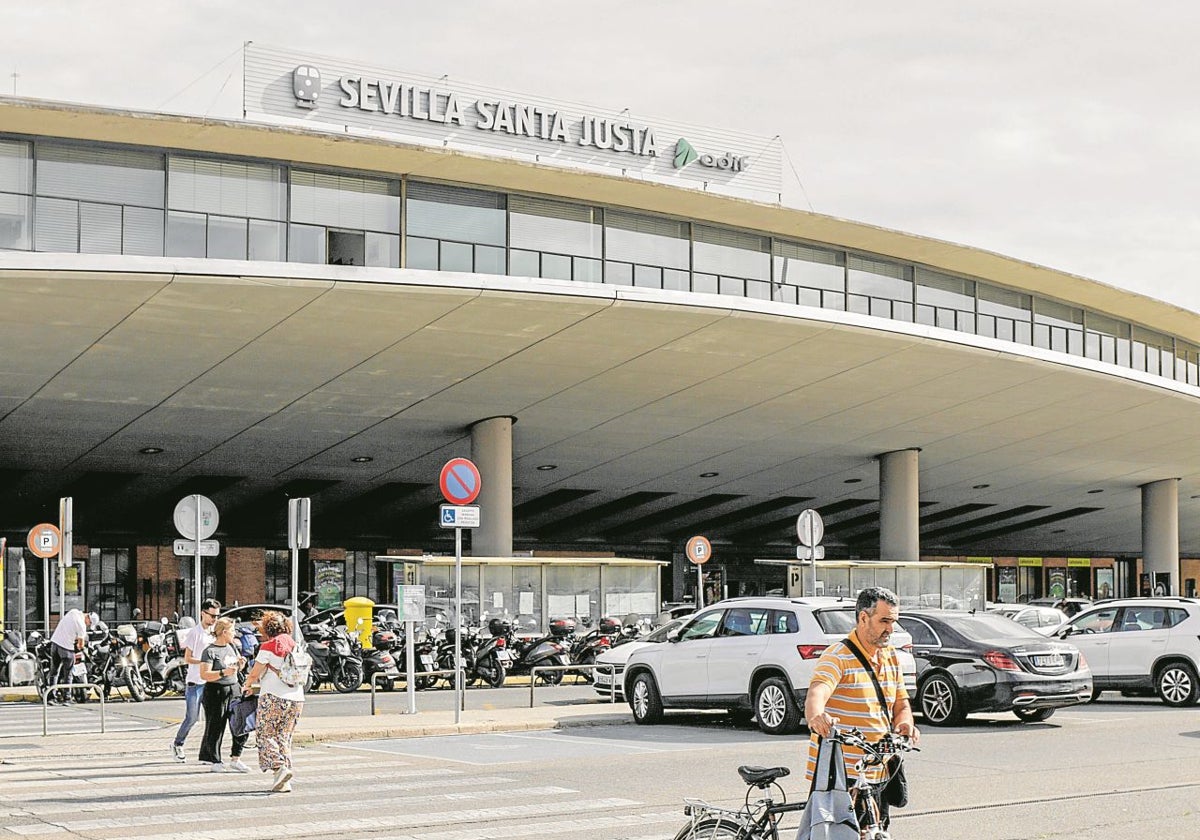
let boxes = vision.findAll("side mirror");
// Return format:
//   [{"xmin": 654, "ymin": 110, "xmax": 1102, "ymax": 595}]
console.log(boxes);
[
  {"xmin": 1057, "ymin": 625, "xmax": 1074, "ymax": 638},
  {"xmin": 667, "ymin": 629, "xmax": 682, "ymax": 643}
]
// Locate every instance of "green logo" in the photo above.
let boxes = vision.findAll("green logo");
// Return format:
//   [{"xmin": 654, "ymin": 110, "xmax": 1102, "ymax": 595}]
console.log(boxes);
[{"xmin": 673, "ymin": 138, "xmax": 698, "ymax": 169}]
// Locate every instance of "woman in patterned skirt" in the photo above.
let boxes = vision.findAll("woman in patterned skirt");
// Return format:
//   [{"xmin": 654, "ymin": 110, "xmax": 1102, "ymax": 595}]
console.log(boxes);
[{"xmin": 242, "ymin": 610, "xmax": 305, "ymax": 793}]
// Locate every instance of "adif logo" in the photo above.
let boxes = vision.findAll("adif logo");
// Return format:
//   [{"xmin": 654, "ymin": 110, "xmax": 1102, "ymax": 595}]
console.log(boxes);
[
  {"xmin": 673, "ymin": 137, "xmax": 749, "ymax": 172},
  {"xmin": 293, "ymin": 65, "xmax": 321, "ymax": 109}
]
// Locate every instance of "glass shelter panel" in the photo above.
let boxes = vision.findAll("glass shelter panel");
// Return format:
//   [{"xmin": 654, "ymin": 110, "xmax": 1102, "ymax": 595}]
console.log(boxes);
[
  {"xmin": 602, "ymin": 565, "xmax": 658, "ymax": 623},
  {"xmin": 479, "ymin": 564, "xmax": 543, "ymax": 633},
  {"xmin": 545, "ymin": 565, "xmax": 600, "ymax": 626}
]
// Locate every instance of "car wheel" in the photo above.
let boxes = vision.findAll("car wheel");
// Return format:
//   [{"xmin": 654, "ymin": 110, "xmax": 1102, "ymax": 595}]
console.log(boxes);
[
  {"xmin": 1155, "ymin": 661, "xmax": 1200, "ymax": 707},
  {"xmin": 1013, "ymin": 707, "xmax": 1054, "ymax": 722},
  {"xmin": 1089, "ymin": 686, "xmax": 1103, "ymax": 702},
  {"xmin": 755, "ymin": 676, "xmax": 801, "ymax": 735},
  {"xmin": 918, "ymin": 673, "xmax": 966, "ymax": 726},
  {"xmin": 629, "ymin": 672, "xmax": 664, "ymax": 725}
]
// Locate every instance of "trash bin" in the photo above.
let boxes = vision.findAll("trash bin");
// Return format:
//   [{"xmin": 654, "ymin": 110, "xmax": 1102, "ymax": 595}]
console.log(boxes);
[{"xmin": 343, "ymin": 596, "xmax": 374, "ymax": 649}]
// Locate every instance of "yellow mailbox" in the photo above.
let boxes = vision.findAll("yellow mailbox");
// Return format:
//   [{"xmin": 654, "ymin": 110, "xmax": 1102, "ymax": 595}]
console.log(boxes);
[{"xmin": 343, "ymin": 596, "xmax": 374, "ymax": 649}]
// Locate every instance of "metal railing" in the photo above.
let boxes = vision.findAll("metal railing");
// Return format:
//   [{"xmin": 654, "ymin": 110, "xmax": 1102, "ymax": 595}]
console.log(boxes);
[
  {"xmin": 529, "ymin": 663, "xmax": 617, "ymax": 708},
  {"xmin": 41, "ymin": 682, "xmax": 106, "ymax": 736}
]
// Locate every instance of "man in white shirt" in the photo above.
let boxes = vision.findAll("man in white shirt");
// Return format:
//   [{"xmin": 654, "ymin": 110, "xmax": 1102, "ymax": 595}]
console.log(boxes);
[
  {"xmin": 172, "ymin": 598, "xmax": 221, "ymax": 762},
  {"xmin": 48, "ymin": 608, "xmax": 93, "ymax": 704}
]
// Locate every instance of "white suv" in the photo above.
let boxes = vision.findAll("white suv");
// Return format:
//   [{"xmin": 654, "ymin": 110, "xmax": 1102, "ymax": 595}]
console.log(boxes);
[
  {"xmin": 622, "ymin": 596, "xmax": 917, "ymax": 735},
  {"xmin": 1055, "ymin": 597, "xmax": 1200, "ymax": 706}
]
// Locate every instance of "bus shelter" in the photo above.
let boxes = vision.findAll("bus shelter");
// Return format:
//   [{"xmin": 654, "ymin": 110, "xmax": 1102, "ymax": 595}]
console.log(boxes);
[{"xmin": 763, "ymin": 559, "xmax": 991, "ymax": 611}]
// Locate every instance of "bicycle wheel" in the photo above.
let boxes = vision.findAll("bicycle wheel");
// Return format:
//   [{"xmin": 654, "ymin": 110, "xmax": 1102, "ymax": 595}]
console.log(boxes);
[{"xmin": 671, "ymin": 818, "xmax": 751, "ymax": 839}]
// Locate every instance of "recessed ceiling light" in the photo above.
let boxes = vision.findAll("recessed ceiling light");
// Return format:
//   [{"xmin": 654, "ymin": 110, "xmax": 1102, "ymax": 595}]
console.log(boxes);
[
  {"xmin": 844, "ymin": 478, "xmax": 863, "ymax": 484},
  {"xmin": 536, "ymin": 464, "xmax": 557, "ymax": 471},
  {"xmin": 350, "ymin": 456, "xmax": 373, "ymax": 463},
  {"xmin": 700, "ymin": 471, "xmax": 719, "ymax": 478},
  {"xmin": 1086, "ymin": 489, "xmax": 1104, "ymax": 494},
  {"xmin": 138, "ymin": 447, "xmax": 164, "ymax": 455},
  {"xmin": 972, "ymin": 484, "xmax": 990, "ymax": 489},
  {"xmin": 1051, "ymin": 529, "xmax": 1066, "ymax": 534}
]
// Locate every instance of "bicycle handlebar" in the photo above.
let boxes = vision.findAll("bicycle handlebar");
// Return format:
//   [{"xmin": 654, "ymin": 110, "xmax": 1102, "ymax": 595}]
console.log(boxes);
[{"xmin": 828, "ymin": 726, "xmax": 919, "ymax": 757}]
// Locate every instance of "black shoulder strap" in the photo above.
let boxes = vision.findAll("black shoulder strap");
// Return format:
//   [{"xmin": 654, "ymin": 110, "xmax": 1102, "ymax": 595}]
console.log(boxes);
[{"xmin": 844, "ymin": 635, "xmax": 892, "ymax": 728}]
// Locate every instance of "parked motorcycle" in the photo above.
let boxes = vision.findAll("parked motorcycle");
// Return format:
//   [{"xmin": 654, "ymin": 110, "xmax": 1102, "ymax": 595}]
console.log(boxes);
[
  {"xmin": 469, "ymin": 620, "xmax": 510, "ymax": 688},
  {"xmin": 568, "ymin": 616, "xmax": 619, "ymax": 681},
  {"xmin": 0, "ymin": 629, "xmax": 40, "ymax": 690},
  {"xmin": 504, "ymin": 618, "xmax": 572, "ymax": 685},
  {"xmin": 349, "ymin": 617, "xmax": 402, "ymax": 691},
  {"xmin": 86, "ymin": 623, "xmax": 147, "ymax": 701},
  {"xmin": 137, "ymin": 618, "xmax": 186, "ymax": 698},
  {"xmin": 300, "ymin": 620, "xmax": 364, "ymax": 693}
]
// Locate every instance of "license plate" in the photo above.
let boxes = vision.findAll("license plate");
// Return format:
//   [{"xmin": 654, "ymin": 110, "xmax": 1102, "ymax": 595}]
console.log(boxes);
[
  {"xmin": 595, "ymin": 673, "xmax": 611, "ymax": 685},
  {"xmin": 1033, "ymin": 654, "xmax": 1064, "ymax": 668},
  {"xmin": 71, "ymin": 663, "xmax": 88, "ymax": 678},
  {"xmin": 420, "ymin": 655, "xmax": 435, "ymax": 666},
  {"xmin": 495, "ymin": 650, "xmax": 511, "ymax": 662}
]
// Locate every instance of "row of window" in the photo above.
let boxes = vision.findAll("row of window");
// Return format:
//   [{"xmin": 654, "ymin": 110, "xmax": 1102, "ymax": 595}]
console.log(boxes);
[{"xmin": 1, "ymin": 137, "xmax": 1197, "ymax": 387}]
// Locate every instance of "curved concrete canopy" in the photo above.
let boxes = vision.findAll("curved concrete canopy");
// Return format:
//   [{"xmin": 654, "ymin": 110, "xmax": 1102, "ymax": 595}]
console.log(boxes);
[{"xmin": 1, "ymin": 254, "xmax": 1197, "ymax": 556}]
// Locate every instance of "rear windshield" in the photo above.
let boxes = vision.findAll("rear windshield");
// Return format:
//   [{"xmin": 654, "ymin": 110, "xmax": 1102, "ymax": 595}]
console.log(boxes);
[
  {"xmin": 941, "ymin": 613, "xmax": 1044, "ymax": 642},
  {"xmin": 815, "ymin": 609, "xmax": 856, "ymax": 635}
]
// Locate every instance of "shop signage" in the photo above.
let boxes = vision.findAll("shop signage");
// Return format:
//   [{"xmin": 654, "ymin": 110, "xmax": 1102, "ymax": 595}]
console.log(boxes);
[
  {"xmin": 1067, "ymin": 557, "xmax": 1091, "ymax": 568},
  {"xmin": 1018, "ymin": 557, "xmax": 1043, "ymax": 567},
  {"xmin": 963, "ymin": 556, "xmax": 992, "ymax": 564},
  {"xmin": 244, "ymin": 44, "xmax": 782, "ymax": 201}
]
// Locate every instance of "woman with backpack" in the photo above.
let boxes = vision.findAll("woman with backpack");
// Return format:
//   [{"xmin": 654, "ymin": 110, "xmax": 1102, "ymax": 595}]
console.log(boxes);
[{"xmin": 242, "ymin": 611, "xmax": 306, "ymax": 793}]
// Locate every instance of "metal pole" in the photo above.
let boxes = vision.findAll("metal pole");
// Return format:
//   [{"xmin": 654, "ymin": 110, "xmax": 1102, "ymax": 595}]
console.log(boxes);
[
  {"xmin": 59, "ymin": 498, "xmax": 72, "ymax": 622},
  {"xmin": 454, "ymin": 526, "xmax": 463, "ymax": 725},
  {"xmin": 290, "ymin": 543, "xmax": 300, "ymax": 643},
  {"xmin": 405, "ymin": 619, "xmax": 416, "ymax": 714},
  {"xmin": 43, "ymin": 556, "xmax": 49, "ymax": 633},
  {"xmin": 194, "ymin": 495, "xmax": 203, "ymax": 626},
  {"xmin": 807, "ymin": 520, "xmax": 817, "ymax": 598},
  {"xmin": 19, "ymin": 551, "xmax": 27, "ymax": 645},
  {"xmin": 696, "ymin": 564, "xmax": 704, "ymax": 610}
]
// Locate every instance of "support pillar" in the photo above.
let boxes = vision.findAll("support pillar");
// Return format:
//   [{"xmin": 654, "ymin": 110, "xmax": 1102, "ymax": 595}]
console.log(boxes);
[
  {"xmin": 470, "ymin": 416, "xmax": 514, "ymax": 557},
  {"xmin": 1141, "ymin": 478, "xmax": 1179, "ymax": 596},
  {"xmin": 878, "ymin": 448, "xmax": 921, "ymax": 562}
]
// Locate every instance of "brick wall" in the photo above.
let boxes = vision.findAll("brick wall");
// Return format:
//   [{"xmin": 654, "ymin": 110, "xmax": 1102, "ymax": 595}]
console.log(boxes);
[{"xmin": 225, "ymin": 546, "xmax": 265, "ymax": 607}]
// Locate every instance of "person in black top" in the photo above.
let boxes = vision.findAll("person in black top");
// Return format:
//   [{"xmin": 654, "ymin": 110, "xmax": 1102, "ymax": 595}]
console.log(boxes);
[{"xmin": 197, "ymin": 617, "xmax": 249, "ymax": 772}]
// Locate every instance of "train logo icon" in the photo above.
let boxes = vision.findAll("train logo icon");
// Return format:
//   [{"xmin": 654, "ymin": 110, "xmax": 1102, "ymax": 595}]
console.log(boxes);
[{"xmin": 293, "ymin": 65, "xmax": 321, "ymax": 109}]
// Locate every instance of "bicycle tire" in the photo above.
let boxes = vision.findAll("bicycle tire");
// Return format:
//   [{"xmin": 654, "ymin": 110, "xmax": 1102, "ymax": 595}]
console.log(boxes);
[{"xmin": 671, "ymin": 818, "xmax": 753, "ymax": 839}]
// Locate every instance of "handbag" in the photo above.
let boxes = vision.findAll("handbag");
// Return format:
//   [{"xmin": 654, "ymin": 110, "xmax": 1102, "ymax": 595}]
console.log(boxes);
[
  {"xmin": 844, "ymin": 636, "xmax": 909, "ymax": 809},
  {"xmin": 227, "ymin": 694, "xmax": 258, "ymax": 737}
]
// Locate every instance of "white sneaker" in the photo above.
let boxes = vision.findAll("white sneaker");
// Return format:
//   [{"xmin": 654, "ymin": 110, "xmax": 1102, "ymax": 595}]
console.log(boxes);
[
  {"xmin": 210, "ymin": 763, "xmax": 226, "ymax": 773},
  {"xmin": 228, "ymin": 759, "xmax": 249, "ymax": 773},
  {"xmin": 271, "ymin": 766, "xmax": 294, "ymax": 791},
  {"xmin": 172, "ymin": 744, "xmax": 185, "ymax": 763}
]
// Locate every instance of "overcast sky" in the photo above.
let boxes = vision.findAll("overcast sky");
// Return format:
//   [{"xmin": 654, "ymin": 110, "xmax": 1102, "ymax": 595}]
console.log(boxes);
[{"xmin": 6, "ymin": 1, "xmax": 1200, "ymax": 314}]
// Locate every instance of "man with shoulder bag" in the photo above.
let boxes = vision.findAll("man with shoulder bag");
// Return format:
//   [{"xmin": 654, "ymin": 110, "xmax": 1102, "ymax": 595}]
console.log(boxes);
[{"xmin": 805, "ymin": 587, "xmax": 920, "ymax": 837}]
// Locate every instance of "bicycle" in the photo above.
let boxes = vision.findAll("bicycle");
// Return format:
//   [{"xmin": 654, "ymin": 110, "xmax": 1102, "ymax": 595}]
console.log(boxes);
[{"xmin": 671, "ymin": 727, "xmax": 917, "ymax": 840}]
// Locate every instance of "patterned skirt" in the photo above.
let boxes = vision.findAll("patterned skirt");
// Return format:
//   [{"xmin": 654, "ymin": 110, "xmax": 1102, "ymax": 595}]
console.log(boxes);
[{"xmin": 256, "ymin": 692, "xmax": 303, "ymax": 771}]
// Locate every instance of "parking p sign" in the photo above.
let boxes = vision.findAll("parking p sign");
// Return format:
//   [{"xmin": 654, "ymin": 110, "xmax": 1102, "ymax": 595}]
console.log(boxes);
[{"xmin": 685, "ymin": 535, "xmax": 713, "ymax": 565}]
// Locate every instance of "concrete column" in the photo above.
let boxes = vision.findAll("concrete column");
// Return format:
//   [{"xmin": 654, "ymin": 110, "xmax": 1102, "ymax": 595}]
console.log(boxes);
[
  {"xmin": 470, "ymin": 416, "xmax": 514, "ymax": 557},
  {"xmin": 1142, "ymin": 478, "xmax": 1180, "ymax": 595},
  {"xmin": 878, "ymin": 448, "xmax": 921, "ymax": 562}
]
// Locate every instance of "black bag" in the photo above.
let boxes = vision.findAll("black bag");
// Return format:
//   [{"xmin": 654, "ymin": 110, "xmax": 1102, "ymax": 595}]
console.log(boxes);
[{"xmin": 844, "ymin": 637, "xmax": 909, "ymax": 809}]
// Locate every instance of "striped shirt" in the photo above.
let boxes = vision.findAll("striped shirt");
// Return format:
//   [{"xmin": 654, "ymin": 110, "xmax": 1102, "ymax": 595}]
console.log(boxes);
[{"xmin": 805, "ymin": 629, "xmax": 909, "ymax": 784}]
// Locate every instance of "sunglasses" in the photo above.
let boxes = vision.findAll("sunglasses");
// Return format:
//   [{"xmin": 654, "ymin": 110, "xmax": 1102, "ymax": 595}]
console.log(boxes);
[{"xmin": 203, "ymin": 611, "xmax": 220, "ymax": 618}]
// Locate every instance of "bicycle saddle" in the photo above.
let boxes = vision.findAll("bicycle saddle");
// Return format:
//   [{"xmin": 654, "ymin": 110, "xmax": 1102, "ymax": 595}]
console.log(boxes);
[{"xmin": 738, "ymin": 765, "xmax": 791, "ymax": 788}]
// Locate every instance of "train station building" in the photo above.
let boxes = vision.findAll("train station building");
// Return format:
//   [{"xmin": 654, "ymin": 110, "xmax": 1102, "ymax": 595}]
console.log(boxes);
[{"xmin": 1, "ymin": 45, "xmax": 1198, "ymax": 630}]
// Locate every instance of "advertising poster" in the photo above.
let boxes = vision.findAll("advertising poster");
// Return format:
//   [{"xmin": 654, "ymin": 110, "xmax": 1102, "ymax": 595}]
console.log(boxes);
[
  {"xmin": 1047, "ymin": 568, "xmax": 1066, "ymax": 599},
  {"xmin": 52, "ymin": 561, "xmax": 85, "ymax": 612},
  {"xmin": 314, "ymin": 561, "xmax": 345, "ymax": 610},
  {"xmin": 1095, "ymin": 568, "xmax": 1114, "ymax": 600},
  {"xmin": 998, "ymin": 567, "xmax": 1018, "ymax": 603}
]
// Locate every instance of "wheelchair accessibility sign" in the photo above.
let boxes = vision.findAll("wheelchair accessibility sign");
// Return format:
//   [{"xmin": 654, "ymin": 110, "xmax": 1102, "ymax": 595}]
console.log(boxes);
[{"xmin": 439, "ymin": 504, "xmax": 481, "ymax": 529}]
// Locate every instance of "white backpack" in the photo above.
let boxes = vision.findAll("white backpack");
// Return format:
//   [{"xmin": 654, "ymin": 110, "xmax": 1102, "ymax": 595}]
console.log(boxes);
[{"xmin": 274, "ymin": 645, "xmax": 312, "ymax": 688}]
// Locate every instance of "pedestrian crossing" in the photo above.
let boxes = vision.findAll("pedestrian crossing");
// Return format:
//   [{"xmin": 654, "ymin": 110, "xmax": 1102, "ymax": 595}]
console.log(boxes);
[
  {"xmin": 0, "ymin": 701, "xmax": 160, "ymax": 738},
  {"xmin": 0, "ymin": 741, "xmax": 685, "ymax": 839}
]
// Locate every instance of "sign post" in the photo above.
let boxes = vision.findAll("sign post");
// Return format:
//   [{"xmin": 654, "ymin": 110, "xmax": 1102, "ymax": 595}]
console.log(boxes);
[
  {"xmin": 174, "ymin": 495, "xmax": 219, "ymax": 623},
  {"xmin": 685, "ymin": 536, "xmax": 713, "ymax": 610},
  {"xmin": 28, "ymin": 523, "xmax": 61, "ymax": 630},
  {"xmin": 397, "ymin": 583, "xmax": 427, "ymax": 715},
  {"xmin": 58, "ymin": 497, "xmax": 73, "ymax": 622},
  {"xmin": 439, "ymin": 457, "xmax": 481, "ymax": 724},
  {"xmin": 796, "ymin": 509, "xmax": 826, "ymax": 597},
  {"xmin": 287, "ymin": 498, "xmax": 312, "ymax": 642}
]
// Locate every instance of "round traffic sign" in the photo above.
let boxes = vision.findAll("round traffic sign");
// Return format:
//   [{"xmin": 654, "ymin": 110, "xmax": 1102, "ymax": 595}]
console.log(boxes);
[
  {"xmin": 796, "ymin": 508, "xmax": 824, "ymax": 547},
  {"xmin": 27, "ymin": 523, "xmax": 61, "ymax": 559},
  {"xmin": 439, "ymin": 458, "xmax": 482, "ymax": 505},
  {"xmin": 174, "ymin": 495, "xmax": 220, "ymax": 540},
  {"xmin": 685, "ymin": 535, "xmax": 713, "ymax": 565}
]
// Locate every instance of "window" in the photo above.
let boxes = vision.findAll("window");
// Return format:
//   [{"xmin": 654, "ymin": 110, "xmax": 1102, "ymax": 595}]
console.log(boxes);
[
  {"xmin": 605, "ymin": 210, "xmax": 689, "ymax": 290},
  {"xmin": 848, "ymin": 255, "xmax": 913, "ymax": 320},
  {"xmin": 264, "ymin": 549, "xmax": 291, "ymax": 605},
  {"xmin": 977, "ymin": 283, "xmax": 1032, "ymax": 343},
  {"xmin": 915, "ymin": 269, "xmax": 975, "ymax": 332},
  {"xmin": 680, "ymin": 609, "xmax": 724, "ymax": 641},
  {"xmin": 406, "ymin": 182, "xmax": 504, "ymax": 274},
  {"xmin": 509, "ymin": 195, "xmax": 602, "ymax": 282},
  {"xmin": 769, "ymin": 609, "xmax": 800, "ymax": 634},
  {"xmin": 718, "ymin": 607, "xmax": 769, "ymax": 637},
  {"xmin": 815, "ymin": 608, "xmax": 856, "ymax": 635},
  {"xmin": 85, "ymin": 547, "xmax": 135, "ymax": 623},
  {"xmin": 772, "ymin": 241, "xmax": 845, "ymax": 308},
  {"xmin": 900, "ymin": 617, "xmax": 939, "ymax": 647},
  {"xmin": 1131, "ymin": 326, "xmax": 1173, "ymax": 377},
  {"xmin": 168, "ymin": 157, "xmax": 285, "ymax": 261},
  {"xmin": 1034, "ymin": 298, "xmax": 1084, "ymax": 355},
  {"xmin": 290, "ymin": 170, "xmax": 399, "ymax": 268},
  {"xmin": 0, "ymin": 139, "xmax": 32, "ymax": 250},
  {"xmin": 693, "ymin": 225, "xmax": 770, "ymax": 299},
  {"xmin": 1071, "ymin": 608, "xmax": 1117, "ymax": 634},
  {"xmin": 1084, "ymin": 311, "xmax": 1131, "ymax": 366}
]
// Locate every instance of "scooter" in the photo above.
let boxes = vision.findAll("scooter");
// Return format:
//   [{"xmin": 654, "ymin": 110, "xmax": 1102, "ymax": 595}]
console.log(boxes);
[
  {"xmin": 0, "ymin": 629, "xmax": 40, "ymax": 689},
  {"xmin": 300, "ymin": 620, "xmax": 363, "ymax": 693},
  {"xmin": 348, "ymin": 618, "xmax": 402, "ymax": 691},
  {"xmin": 137, "ymin": 618, "xmax": 186, "ymax": 698},
  {"xmin": 86, "ymin": 623, "xmax": 146, "ymax": 701},
  {"xmin": 504, "ymin": 618, "xmax": 573, "ymax": 685},
  {"xmin": 568, "ymin": 616, "xmax": 619, "ymax": 681}
]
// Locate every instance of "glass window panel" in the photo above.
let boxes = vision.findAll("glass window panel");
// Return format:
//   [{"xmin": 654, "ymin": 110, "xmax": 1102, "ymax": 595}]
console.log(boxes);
[
  {"xmin": 546, "ymin": 565, "xmax": 600, "ymax": 625},
  {"xmin": 693, "ymin": 225, "xmax": 770, "ymax": 281},
  {"xmin": 693, "ymin": 273, "xmax": 718, "ymax": 294},
  {"xmin": 441, "ymin": 240, "xmax": 472, "ymax": 272},
  {"xmin": 34, "ymin": 197, "xmax": 78, "ymax": 252},
  {"xmin": 290, "ymin": 170, "xmax": 399, "ymax": 233},
  {"xmin": 542, "ymin": 252, "xmax": 572, "ymax": 280},
  {"xmin": 1034, "ymin": 298, "xmax": 1084, "ymax": 329},
  {"xmin": 719, "ymin": 276, "xmax": 744, "ymax": 296},
  {"xmin": 510, "ymin": 249, "xmax": 539, "ymax": 277},
  {"xmin": 605, "ymin": 210, "xmax": 689, "ymax": 269},
  {"xmin": 79, "ymin": 202, "xmax": 122, "ymax": 254},
  {"xmin": 773, "ymin": 241, "xmax": 845, "ymax": 293},
  {"xmin": 38, "ymin": 144, "xmax": 163, "ymax": 207},
  {"xmin": 406, "ymin": 182, "xmax": 504, "ymax": 245},
  {"xmin": 509, "ymin": 195, "xmax": 601, "ymax": 257},
  {"xmin": 122, "ymin": 206, "xmax": 163, "ymax": 256},
  {"xmin": 603, "ymin": 565, "xmax": 657, "ymax": 623},
  {"xmin": 288, "ymin": 223, "xmax": 325, "ymax": 264},
  {"xmin": 774, "ymin": 283, "xmax": 798, "ymax": 305},
  {"xmin": 475, "ymin": 244, "xmax": 505, "ymax": 275},
  {"xmin": 978, "ymin": 283, "xmax": 1032, "ymax": 320},
  {"xmin": 365, "ymin": 232, "xmax": 399, "ymax": 268},
  {"xmin": 746, "ymin": 279, "xmax": 770, "ymax": 301},
  {"xmin": 0, "ymin": 192, "xmax": 32, "ymax": 249},
  {"xmin": 634, "ymin": 264, "xmax": 662, "ymax": 288},
  {"xmin": 168, "ymin": 157, "xmax": 285, "ymax": 219},
  {"xmin": 848, "ymin": 255, "xmax": 912, "ymax": 302},
  {"xmin": 406, "ymin": 236, "xmax": 438, "ymax": 269},
  {"xmin": 248, "ymin": 219, "xmax": 286, "ymax": 261},
  {"xmin": 664, "ymin": 268, "xmax": 689, "ymax": 291},
  {"xmin": 0, "ymin": 140, "xmax": 32, "ymax": 194},
  {"xmin": 327, "ymin": 229, "xmax": 364, "ymax": 266},
  {"xmin": 166, "ymin": 211, "xmax": 207, "ymax": 257},
  {"xmin": 575, "ymin": 257, "xmax": 602, "ymax": 283},
  {"xmin": 604, "ymin": 261, "xmax": 633, "ymax": 286},
  {"xmin": 1086, "ymin": 312, "xmax": 1130, "ymax": 339},
  {"xmin": 915, "ymin": 268, "xmax": 975, "ymax": 310},
  {"xmin": 207, "ymin": 215, "xmax": 248, "ymax": 260}
]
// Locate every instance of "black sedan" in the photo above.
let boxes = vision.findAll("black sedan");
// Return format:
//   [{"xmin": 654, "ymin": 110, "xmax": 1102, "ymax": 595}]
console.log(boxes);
[{"xmin": 901, "ymin": 610, "xmax": 1092, "ymax": 725}]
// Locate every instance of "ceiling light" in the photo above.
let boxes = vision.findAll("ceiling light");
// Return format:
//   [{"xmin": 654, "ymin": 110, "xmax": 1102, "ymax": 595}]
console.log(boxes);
[
  {"xmin": 536, "ymin": 464, "xmax": 557, "ymax": 471},
  {"xmin": 1051, "ymin": 529, "xmax": 1066, "ymax": 534},
  {"xmin": 700, "ymin": 471, "xmax": 719, "ymax": 478},
  {"xmin": 138, "ymin": 447, "xmax": 164, "ymax": 455},
  {"xmin": 843, "ymin": 478, "xmax": 862, "ymax": 484},
  {"xmin": 1086, "ymin": 489, "xmax": 1104, "ymax": 494},
  {"xmin": 972, "ymin": 484, "xmax": 990, "ymax": 489},
  {"xmin": 350, "ymin": 456, "xmax": 373, "ymax": 463}
]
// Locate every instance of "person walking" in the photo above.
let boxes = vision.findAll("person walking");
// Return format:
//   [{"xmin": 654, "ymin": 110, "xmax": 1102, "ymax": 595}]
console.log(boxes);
[
  {"xmin": 172, "ymin": 598, "xmax": 221, "ymax": 762},
  {"xmin": 804, "ymin": 587, "xmax": 920, "ymax": 837},
  {"xmin": 197, "ymin": 617, "xmax": 249, "ymax": 773},
  {"xmin": 242, "ymin": 611, "xmax": 305, "ymax": 793},
  {"xmin": 47, "ymin": 608, "xmax": 94, "ymax": 704}
]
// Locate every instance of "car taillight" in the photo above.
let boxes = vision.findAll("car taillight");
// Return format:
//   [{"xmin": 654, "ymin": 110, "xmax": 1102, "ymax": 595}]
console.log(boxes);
[
  {"xmin": 984, "ymin": 650, "xmax": 1020, "ymax": 671},
  {"xmin": 796, "ymin": 645, "xmax": 827, "ymax": 660}
]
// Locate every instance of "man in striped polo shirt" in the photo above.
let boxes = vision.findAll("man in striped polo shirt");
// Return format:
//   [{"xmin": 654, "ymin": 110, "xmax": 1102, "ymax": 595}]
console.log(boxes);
[{"xmin": 805, "ymin": 587, "xmax": 920, "ymax": 834}]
